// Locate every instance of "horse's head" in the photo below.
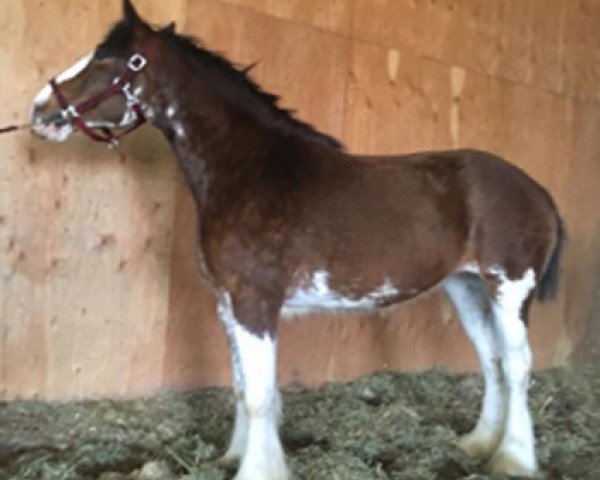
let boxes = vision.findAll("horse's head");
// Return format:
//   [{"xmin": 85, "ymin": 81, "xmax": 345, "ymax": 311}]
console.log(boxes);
[{"xmin": 30, "ymin": 0, "xmax": 157, "ymax": 144}]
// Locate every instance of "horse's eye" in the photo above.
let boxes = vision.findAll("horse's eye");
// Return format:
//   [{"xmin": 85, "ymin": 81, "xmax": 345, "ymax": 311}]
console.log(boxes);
[{"xmin": 94, "ymin": 47, "xmax": 110, "ymax": 60}]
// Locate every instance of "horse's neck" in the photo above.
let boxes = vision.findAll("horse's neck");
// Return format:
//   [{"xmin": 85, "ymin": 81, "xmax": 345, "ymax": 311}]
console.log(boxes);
[{"xmin": 151, "ymin": 69, "xmax": 272, "ymax": 206}]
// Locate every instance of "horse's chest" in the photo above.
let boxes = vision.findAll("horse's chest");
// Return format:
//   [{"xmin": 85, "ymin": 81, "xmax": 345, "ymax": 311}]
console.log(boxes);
[{"xmin": 280, "ymin": 270, "xmax": 400, "ymax": 317}]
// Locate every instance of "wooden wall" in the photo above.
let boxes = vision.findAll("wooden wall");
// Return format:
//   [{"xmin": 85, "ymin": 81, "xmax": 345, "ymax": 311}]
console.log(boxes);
[{"xmin": 1, "ymin": 0, "xmax": 599, "ymax": 400}]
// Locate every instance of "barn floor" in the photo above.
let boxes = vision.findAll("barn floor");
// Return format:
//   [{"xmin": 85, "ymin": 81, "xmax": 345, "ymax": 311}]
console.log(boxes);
[{"xmin": 1, "ymin": 366, "xmax": 598, "ymax": 480}]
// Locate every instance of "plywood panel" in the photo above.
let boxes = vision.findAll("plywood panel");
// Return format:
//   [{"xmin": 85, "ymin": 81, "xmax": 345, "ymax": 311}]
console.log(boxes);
[
  {"xmin": 344, "ymin": 38, "xmax": 573, "ymax": 204},
  {"xmin": 218, "ymin": 0, "xmax": 352, "ymax": 35},
  {"xmin": 352, "ymin": 0, "xmax": 600, "ymax": 100},
  {"xmin": 344, "ymin": 41, "xmax": 454, "ymax": 153},
  {"xmin": 561, "ymin": 0, "xmax": 600, "ymax": 101}
]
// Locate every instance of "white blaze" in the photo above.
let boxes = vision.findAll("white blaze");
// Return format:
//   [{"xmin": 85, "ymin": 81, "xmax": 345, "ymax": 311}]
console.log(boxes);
[
  {"xmin": 31, "ymin": 52, "xmax": 94, "ymax": 143},
  {"xmin": 33, "ymin": 52, "xmax": 94, "ymax": 108},
  {"xmin": 56, "ymin": 52, "xmax": 94, "ymax": 83}
]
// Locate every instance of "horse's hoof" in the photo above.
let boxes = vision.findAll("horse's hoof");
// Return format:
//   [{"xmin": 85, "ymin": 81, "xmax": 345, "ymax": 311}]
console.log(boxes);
[
  {"xmin": 457, "ymin": 431, "xmax": 499, "ymax": 460},
  {"xmin": 486, "ymin": 450, "xmax": 539, "ymax": 478}
]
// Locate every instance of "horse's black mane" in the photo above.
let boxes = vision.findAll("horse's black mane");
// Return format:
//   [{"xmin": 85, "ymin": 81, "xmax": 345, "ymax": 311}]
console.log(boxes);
[{"xmin": 97, "ymin": 21, "xmax": 344, "ymax": 150}]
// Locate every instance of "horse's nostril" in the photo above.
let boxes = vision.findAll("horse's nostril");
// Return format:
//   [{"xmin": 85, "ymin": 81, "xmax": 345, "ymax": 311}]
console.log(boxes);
[
  {"xmin": 32, "ymin": 111, "xmax": 46, "ymax": 124},
  {"xmin": 47, "ymin": 112, "xmax": 67, "ymax": 125},
  {"xmin": 33, "ymin": 111, "xmax": 67, "ymax": 128}
]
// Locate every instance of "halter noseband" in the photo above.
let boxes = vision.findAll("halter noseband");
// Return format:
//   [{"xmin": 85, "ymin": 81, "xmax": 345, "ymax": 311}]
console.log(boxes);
[{"xmin": 49, "ymin": 36, "xmax": 156, "ymax": 148}]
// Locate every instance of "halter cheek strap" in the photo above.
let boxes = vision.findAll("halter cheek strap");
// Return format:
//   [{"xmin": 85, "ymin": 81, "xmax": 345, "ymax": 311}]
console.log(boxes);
[{"xmin": 49, "ymin": 36, "xmax": 156, "ymax": 148}]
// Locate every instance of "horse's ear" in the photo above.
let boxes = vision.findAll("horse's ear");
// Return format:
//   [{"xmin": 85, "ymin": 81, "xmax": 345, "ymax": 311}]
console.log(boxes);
[
  {"xmin": 123, "ymin": 0, "xmax": 153, "ymax": 36},
  {"xmin": 164, "ymin": 22, "xmax": 176, "ymax": 33},
  {"xmin": 123, "ymin": 0, "xmax": 142, "ymax": 24}
]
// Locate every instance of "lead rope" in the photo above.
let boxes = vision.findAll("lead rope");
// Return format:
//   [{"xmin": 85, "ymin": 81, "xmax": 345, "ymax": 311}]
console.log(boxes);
[{"xmin": 0, "ymin": 123, "xmax": 31, "ymax": 135}]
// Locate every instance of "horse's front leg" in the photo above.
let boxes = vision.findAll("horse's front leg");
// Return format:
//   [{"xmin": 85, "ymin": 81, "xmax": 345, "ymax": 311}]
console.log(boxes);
[
  {"xmin": 218, "ymin": 298, "xmax": 249, "ymax": 466},
  {"xmin": 218, "ymin": 292, "xmax": 288, "ymax": 480}
]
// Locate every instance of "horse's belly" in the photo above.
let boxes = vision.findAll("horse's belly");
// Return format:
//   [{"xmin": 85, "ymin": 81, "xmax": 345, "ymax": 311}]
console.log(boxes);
[{"xmin": 280, "ymin": 270, "xmax": 407, "ymax": 318}]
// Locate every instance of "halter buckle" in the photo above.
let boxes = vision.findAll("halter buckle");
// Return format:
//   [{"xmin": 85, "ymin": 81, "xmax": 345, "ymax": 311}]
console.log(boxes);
[
  {"xmin": 121, "ymin": 82, "xmax": 139, "ymax": 106},
  {"xmin": 128, "ymin": 53, "xmax": 147, "ymax": 72},
  {"xmin": 61, "ymin": 105, "xmax": 80, "ymax": 120}
]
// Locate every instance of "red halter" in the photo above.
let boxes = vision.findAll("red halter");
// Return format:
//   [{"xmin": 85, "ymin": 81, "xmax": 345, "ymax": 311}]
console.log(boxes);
[{"xmin": 48, "ymin": 36, "xmax": 157, "ymax": 147}]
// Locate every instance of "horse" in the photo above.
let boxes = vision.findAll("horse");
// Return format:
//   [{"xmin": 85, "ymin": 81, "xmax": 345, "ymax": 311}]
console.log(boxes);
[{"xmin": 30, "ymin": 1, "xmax": 564, "ymax": 479}]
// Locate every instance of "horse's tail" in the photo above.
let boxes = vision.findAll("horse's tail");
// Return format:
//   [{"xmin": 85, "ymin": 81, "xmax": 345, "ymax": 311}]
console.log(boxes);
[{"xmin": 537, "ymin": 215, "xmax": 565, "ymax": 302}]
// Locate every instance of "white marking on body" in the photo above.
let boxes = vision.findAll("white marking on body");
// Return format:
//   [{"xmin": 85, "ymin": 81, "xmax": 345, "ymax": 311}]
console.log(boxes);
[
  {"xmin": 173, "ymin": 121, "xmax": 186, "ymax": 139},
  {"xmin": 488, "ymin": 267, "xmax": 538, "ymax": 476},
  {"xmin": 281, "ymin": 270, "xmax": 399, "ymax": 317},
  {"xmin": 166, "ymin": 105, "xmax": 177, "ymax": 119},
  {"xmin": 218, "ymin": 293, "xmax": 288, "ymax": 480}
]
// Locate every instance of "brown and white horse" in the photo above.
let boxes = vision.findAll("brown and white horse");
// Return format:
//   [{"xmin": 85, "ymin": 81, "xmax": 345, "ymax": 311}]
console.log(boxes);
[{"xmin": 30, "ymin": 1, "xmax": 564, "ymax": 479}]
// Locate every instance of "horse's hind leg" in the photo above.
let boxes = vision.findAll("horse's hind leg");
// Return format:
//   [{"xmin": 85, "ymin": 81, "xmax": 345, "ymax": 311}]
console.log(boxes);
[
  {"xmin": 485, "ymin": 268, "xmax": 538, "ymax": 477},
  {"xmin": 443, "ymin": 273, "xmax": 506, "ymax": 460}
]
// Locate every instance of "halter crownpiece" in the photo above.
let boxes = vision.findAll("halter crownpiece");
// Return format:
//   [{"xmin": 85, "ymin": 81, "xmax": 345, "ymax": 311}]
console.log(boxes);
[{"xmin": 48, "ymin": 35, "xmax": 157, "ymax": 148}]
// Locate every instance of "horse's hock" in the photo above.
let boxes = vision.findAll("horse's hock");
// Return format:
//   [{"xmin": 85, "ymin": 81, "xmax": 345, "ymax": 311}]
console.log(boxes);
[{"xmin": 1, "ymin": 0, "xmax": 600, "ymax": 402}]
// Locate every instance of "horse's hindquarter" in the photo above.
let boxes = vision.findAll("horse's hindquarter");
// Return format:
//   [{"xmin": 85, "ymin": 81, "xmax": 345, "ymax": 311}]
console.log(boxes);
[{"xmin": 462, "ymin": 150, "xmax": 560, "ymax": 279}]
